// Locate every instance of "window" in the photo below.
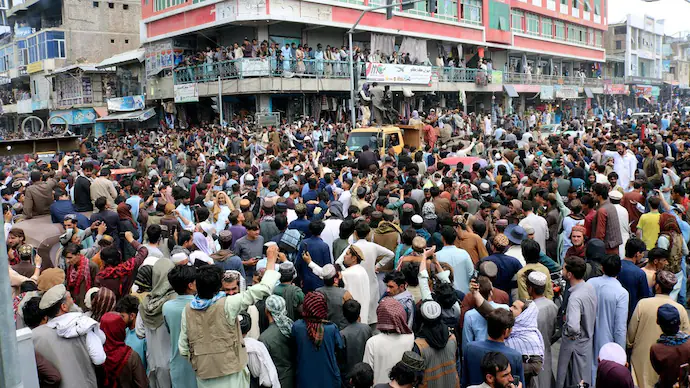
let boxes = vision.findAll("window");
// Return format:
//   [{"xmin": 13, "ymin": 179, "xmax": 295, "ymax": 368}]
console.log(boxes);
[
  {"xmin": 16, "ymin": 40, "xmax": 27, "ymax": 66},
  {"xmin": 462, "ymin": 0, "xmax": 482, "ymax": 24},
  {"xmin": 158, "ymin": 0, "xmax": 185, "ymax": 11},
  {"xmin": 28, "ymin": 36, "xmax": 38, "ymax": 63},
  {"xmin": 572, "ymin": 0, "xmax": 578, "ymax": 7},
  {"xmin": 125, "ymin": 39, "xmax": 129, "ymax": 44},
  {"xmin": 555, "ymin": 20, "xmax": 565, "ymax": 40},
  {"xmin": 27, "ymin": 31, "xmax": 66, "ymax": 63},
  {"xmin": 593, "ymin": 0, "xmax": 600, "ymax": 14},
  {"xmin": 526, "ymin": 13, "xmax": 539, "ymax": 35},
  {"xmin": 108, "ymin": 2, "xmax": 113, "ymax": 8},
  {"xmin": 511, "ymin": 9, "xmax": 524, "ymax": 32},
  {"xmin": 595, "ymin": 31, "xmax": 602, "ymax": 47},
  {"xmin": 92, "ymin": 1, "xmax": 98, "ymax": 6},
  {"xmin": 561, "ymin": 0, "xmax": 566, "ymax": 4},
  {"xmin": 110, "ymin": 39, "xmax": 115, "ymax": 43},
  {"xmin": 583, "ymin": 0, "xmax": 590, "ymax": 12},
  {"xmin": 123, "ymin": 3, "xmax": 128, "ymax": 9},
  {"xmin": 615, "ymin": 40, "xmax": 621, "ymax": 49},
  {"xmin": 436, "ymin": 0, "xmax": 458, "ymax": 21},
  {"xmin": 542, "ymin": 17, "xmax": 553, "ymax": 38},
  {"xmin": 614, "ymin": 26, "xmax": 626, "ymax": 35}
]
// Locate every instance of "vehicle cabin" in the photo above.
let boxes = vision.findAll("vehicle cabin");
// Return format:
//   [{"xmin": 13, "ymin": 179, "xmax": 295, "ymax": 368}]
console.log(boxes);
[{"xmin": 346, "ymin": 124, "xmax": 422, "ymax": 156}]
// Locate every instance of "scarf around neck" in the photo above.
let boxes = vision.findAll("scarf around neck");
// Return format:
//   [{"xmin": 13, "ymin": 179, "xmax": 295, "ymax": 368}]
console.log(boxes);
[
  {"xmin": 190, "ymin": 291, "xmax": 226, "ymax": 310},
  {"xmin": 67, "ymin": 255, "xmax": 92, "ymax": 295},
  {"xmin": 658, "ymin": 332, "xmax": 690, "ymax": 346},
  {"xmin": 505, "ymin": 302, "xmax": 544, "ymax": 356}
]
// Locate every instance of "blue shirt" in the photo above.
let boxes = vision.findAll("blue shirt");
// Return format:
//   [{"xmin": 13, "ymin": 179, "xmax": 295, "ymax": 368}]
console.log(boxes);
[
  {"xmin": 462, "ymin": 302, "xmax": 509, "ymax": 352},
  {"xmin": 163, "ymin": 295, "xmax": 197, "ymax": 388},
  {"xmin": 617, "ymin": 259, "xmax": 653, "ymax": 321},
  {"xmin": 295, "ymin": 236, "xmax": 332, "ymax": 293},
  {"xmin": 176, "ymin": 203, "xmax": 193, "ymax": 226},
  {"xmin": 480, "ymin": 253, "xmax": 523, "ymax": 294},
  {"xmin": 292, "ymin": 320, "xmax": 343, "ymax": 388},
  {"xmin": 435, "ymin": 245, "xmax": 474, "ymax": 293},
  {"xmin": 125, "ymin": 327, "xmax": 147, "ymax": 372},
  {"xmin": 462, "ymin": 340, "xmax": 525, "ymax": 387},
  {"xmin": 288, "ymin": 218, "xmax": 311, "ymax": 238}
]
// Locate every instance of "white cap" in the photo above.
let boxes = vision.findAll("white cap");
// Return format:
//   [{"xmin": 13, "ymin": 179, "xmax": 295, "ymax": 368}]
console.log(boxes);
[
  {"xmin": 245, "ymin": 174, "xmax": 255, "ymax": 182},
  {"xmin": 190, "ymin": 251, "xmax": 214, "ymax": 266},
  {"xmin": 420, "ymin": 300, "xmax": 442, "ymax": 320},
  {"xmin": 411, "ymin": 215, "xmax": 424, "ymax": 224},
  {"xmin": 608, "ymin": 191, "xmax": 623, "ymax": 201},
  {"xmin": 527, "ymin": 271, "xmax": 547, "ymax": 287}
]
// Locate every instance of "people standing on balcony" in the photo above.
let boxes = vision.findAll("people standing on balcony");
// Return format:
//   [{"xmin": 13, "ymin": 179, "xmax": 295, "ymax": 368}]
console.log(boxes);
[
  {"xmin": 315, "ymin": 44, "xmax": 325, "ymax": 76},
  {"xmin": 251, "ymin": 39, "xmax": 259, "ymax": 58},
  {"xmin": 296, "ymin": 45, "xmax": 306, "ymax": 75},
  {"xmin": 282, "ymin": 44, "xmax": 292, "ymax": 72},
  {"xmin": 242, "ymin": 38, "xmax": 253, "ymax": 58}
]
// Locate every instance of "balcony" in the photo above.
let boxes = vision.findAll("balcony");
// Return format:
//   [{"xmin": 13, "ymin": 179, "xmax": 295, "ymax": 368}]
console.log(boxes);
[
  {"xmin": 173, "ymin": 58, "xmax": 352, "ymax": 84},
  {"xmin": 503, "ymin": 72, "xmax": 605, "ymax": 87}
]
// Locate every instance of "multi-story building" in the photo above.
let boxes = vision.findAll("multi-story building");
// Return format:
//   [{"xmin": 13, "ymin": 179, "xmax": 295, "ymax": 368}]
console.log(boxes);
[
  {"xmin": 140, "ymin": 0, "xmax": 608, "ymax": 124},
  {"xmin": 0, "ymin": 0, "xmax": 140, "ymax": 135},
  {"xmin": 662, "ymin": 32, "xmax": 690, "ymax": 99},
  {"xmin": 604, "ymin": 14, "xmax": 664, "ymax": 107}
]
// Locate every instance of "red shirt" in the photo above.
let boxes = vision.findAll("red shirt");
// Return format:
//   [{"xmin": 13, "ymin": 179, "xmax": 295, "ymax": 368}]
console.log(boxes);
[{"xmin": 584, "ymin": 209, "xmax": 596, "ymax": 238}]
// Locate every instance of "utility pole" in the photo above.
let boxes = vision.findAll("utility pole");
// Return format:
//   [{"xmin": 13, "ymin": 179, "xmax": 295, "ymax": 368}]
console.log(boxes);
[
  {"xmin": 218, "ymin": 75, "xmax": 224, "ymax": 127},
  {"xmin": 347, "ymin": 0, "xmax": 426, "ymax": 127},
  {"xmin": 0, "ymin": 215, "xmax": 22, "ymax": 388}
]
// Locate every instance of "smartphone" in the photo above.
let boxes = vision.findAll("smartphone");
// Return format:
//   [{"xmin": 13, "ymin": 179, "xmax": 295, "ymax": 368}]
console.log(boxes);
[
  {"xmin": 471, "ymin": 269, "xmax": 480, "ymax": 282},
  {"xmin": 169, "ymin": 225, "xmax": 177, "ymax": 238},
  {"xmin": 681, "ymin": 363, "xmax": 689, "ymax": 388},
  {"xmin": 512, "ymin": 375, "xmax": 520, "ymax": 387}
]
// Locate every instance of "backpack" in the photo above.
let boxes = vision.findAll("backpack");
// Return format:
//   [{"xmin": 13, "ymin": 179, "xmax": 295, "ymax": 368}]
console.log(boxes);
[{"xmin": 657, "ymin": 233, "xmax": 683, "ymax": 274}]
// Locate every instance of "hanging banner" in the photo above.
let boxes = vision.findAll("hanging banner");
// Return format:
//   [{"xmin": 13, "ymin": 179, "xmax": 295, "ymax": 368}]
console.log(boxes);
[
  {"xmin": 239, "ymin": 58, "xmax": 270, "ymax": 77},
  {"xmin": 604, "ymin": 84, "xmax": 629, "ymax": 95},
  {"xmin": 540, "ymin": 85, "xmax": 554, "ymax": 100},
  {"xmin": 107, "ymin": 95, "xmax": 145, "ymax": 112},
  {"xmin": 145, "ymin": 41, "xmax": 183, "ymax": 77},
  {"xmin": 554, "ymin": 85, "xmax": 579, "ymax": 99},
  {"xmin": 174, "ymin": 83, "xmax": 199, "ymax": 103},
  {"xmin": 492, "ymin": 70, "xmax": 503, "ymax": 84},
  {"xmin": 633, "ymin": 85, "xmax": 653, "ymax": 99},
  {"xmin": 365, "ymin": 62, "xmax": 432, "ymax": 84}
]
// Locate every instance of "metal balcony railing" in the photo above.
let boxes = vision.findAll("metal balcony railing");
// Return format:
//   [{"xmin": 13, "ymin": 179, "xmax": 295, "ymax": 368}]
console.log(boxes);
[
  {"xmin": 173, "ymin": 58, "xmax": 353, "ymax": 84},
  {"xmin": 433, "ymin": 67, "xmax": 480, "ymax": 83},
  {"xmin": 502, "ymin": 72, "xmax": 604, "ymax": 87}
]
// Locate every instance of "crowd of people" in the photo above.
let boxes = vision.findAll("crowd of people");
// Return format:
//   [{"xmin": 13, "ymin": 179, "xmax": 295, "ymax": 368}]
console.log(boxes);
[{"xmin": 4, "ymin": 99, "xmax": 690, "ymax": 388}]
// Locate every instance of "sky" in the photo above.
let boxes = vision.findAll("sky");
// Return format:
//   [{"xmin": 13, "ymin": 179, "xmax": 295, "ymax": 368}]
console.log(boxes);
[{"xmin": 607, "ymin": 0, "xmax": 690, "ymax": 36}]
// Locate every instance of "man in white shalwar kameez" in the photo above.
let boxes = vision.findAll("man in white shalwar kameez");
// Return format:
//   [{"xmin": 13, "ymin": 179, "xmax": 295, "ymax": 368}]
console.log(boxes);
[{"xmin": 306, "ymin": 245, "xmax": 371, "ymax": 324}]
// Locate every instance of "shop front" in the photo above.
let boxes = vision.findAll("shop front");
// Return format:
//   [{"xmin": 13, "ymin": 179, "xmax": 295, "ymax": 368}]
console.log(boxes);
[
  {"xmin": 48, "ymin": 108, "xmax": 108, "ymax": 136},
  {"xmin": 96, "ymin": 95, "xmax": 157, "ymax": 136}
]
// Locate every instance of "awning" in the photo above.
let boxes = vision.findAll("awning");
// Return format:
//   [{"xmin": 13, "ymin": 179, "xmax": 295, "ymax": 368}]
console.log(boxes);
[
  {"xmin": 503, "ymin": 85, "xmax": 519, "ymax": 98},
  {"xmin": 93, "ymin": 107, "xmax": 109, "ymax": 118},
  {"xmin": 584, "ymin": 88, "xmax": 594, "ymax": 98},
  {"xmin": 96, "ymin": 108, "xmax": 156, "ymax": 122},
  {"xmin": 97, "ymin": 49, "xmax": 145, "ymax": 68},
  {"xmin": 49, "ymin": 64, "xmax": 115, "ymax": 76}
]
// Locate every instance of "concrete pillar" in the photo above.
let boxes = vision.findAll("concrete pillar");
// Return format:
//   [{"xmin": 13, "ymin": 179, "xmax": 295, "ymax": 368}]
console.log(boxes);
[
  {"xmin": 258, "ymin": 94, "xmax": 271, "ymax": 112},
  {"xmin": 258, "ymin": 25, "xmax": 269, "ymax": 43}
]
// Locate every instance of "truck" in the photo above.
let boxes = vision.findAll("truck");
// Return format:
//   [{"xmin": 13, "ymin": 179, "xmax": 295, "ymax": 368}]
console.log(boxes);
[{"xmin": 346, "ymin": 124, "xmax": 423, "ymax": 156}]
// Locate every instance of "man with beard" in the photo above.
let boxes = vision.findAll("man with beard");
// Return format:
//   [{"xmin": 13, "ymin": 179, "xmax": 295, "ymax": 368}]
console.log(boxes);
[
  {"xmin": 307, "ymin": 245, "xmax": 371, "ymax": 324},
  {"xmin": 628, "ymin": 270, "xmax": 690, "ymax": 388},
  {"xmin": 556, "ymin": 256, "xmax": 597, "ymax": 388},
  {"xmin": 382, "ymin": 271, "xmax": 415, "ymax": 329},
  {"xmin": 602, "ymin": 141, "xmax": 637, "ymax": 192},
  {"xmin": 6, "ymin": 227, "xmax": 26, "ymax": 265},
  {"xmin": 591, "ymin": 183, "xmax": 623, "ymax": 255}
]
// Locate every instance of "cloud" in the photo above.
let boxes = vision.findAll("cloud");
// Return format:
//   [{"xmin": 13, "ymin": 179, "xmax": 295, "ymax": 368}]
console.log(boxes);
[{"xmin": 607, "ymin": 0, "xmax": 690, "ymax": 35}]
